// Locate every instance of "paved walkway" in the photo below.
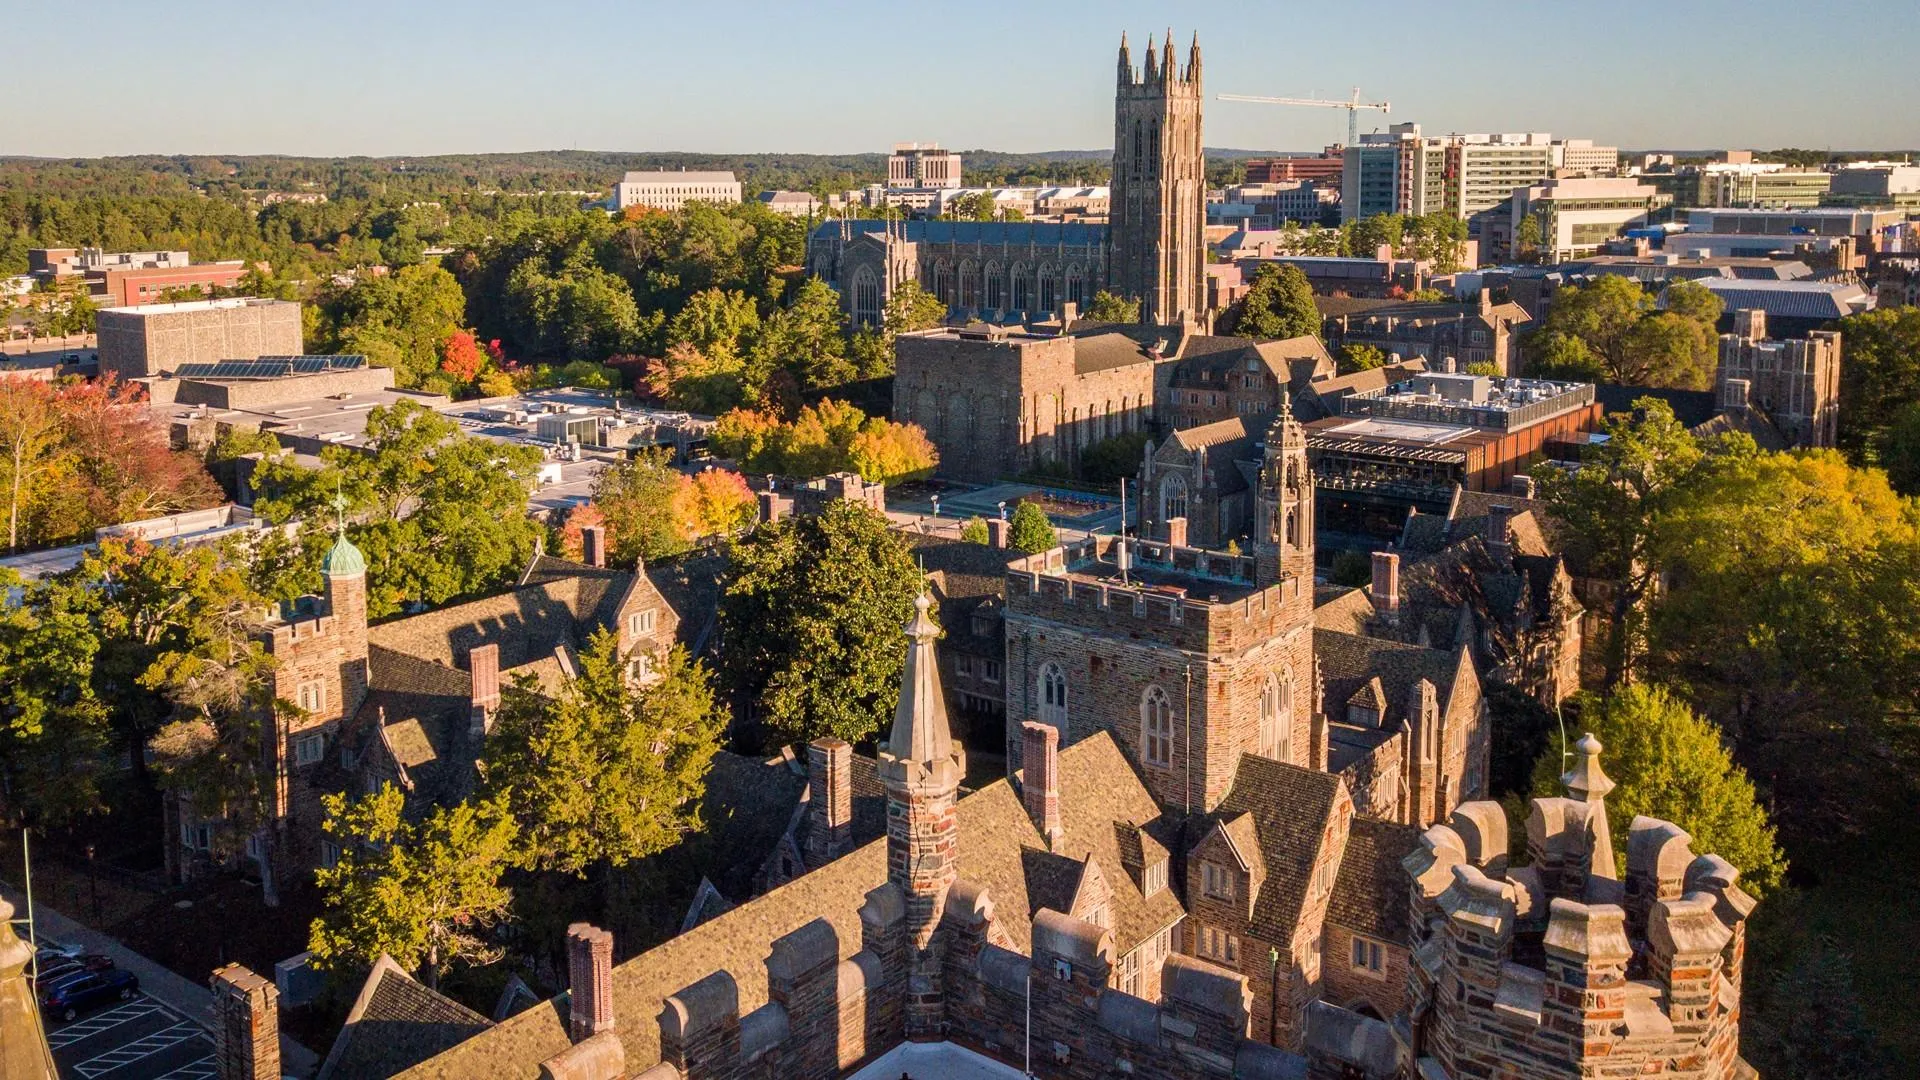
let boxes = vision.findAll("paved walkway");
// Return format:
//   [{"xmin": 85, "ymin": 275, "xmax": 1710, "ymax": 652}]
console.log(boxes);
[{"xmin": 1, "ymin": 881, "xmax": 320, "ymax": 1076}]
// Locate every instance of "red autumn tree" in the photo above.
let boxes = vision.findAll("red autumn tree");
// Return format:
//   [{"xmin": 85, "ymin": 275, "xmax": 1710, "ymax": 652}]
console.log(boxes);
[
  {"xmin": 556, "ymin": 502, "xmax": 610, "ymax": 563},
  {"xmin": 440, "ymin": 331, "xmax": 486, "ymax": 384}
]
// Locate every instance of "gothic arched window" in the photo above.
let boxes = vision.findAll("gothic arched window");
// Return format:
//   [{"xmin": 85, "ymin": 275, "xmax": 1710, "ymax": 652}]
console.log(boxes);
[
  {"xmin": 1011, "ymin": 264, "xmax": 1033, "ymax": 313},
  {"xmin": 1039, "ymin": 663, "xmax": 1068, "ymax": 731},
  {"xmin": 1260, "ymin": 669, "xmax": 1294, "ymax": 763},
  {"xmin": 932, "ymin": 260, "xmax": 953, "ymax": 306},
  {"xmin": 984, "ymin": 262, "xmax": 1005, "ymax": 312},
  {"xmin": 959, "ymin": 259, "xmax": 980, "ymax": 310},
  {"xmin": 1038, "ymin": 263, "xmax": 1058, "ymax": 314},
  {"xmin": 851, "ymin": 267, "xmax": 880, "ymax": 327},
  {"xmin": 1161, "ymin": 474, "xmax": 1188, "ymax": 525},
  {"xmin": 1141, "ymin": 685, "xmax": 1173, "ymax": 768}
]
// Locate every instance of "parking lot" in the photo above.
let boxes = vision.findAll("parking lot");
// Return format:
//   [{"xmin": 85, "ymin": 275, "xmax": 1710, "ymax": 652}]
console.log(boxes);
[{"xmin": 38, "ymin": 940, "xmax": 215, "ymax": 1080}]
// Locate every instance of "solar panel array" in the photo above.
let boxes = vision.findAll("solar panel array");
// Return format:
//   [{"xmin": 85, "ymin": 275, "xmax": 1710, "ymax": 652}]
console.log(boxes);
[{"xmin": 173, "ymin": 355, "xmax": 368, "ymax": 380}]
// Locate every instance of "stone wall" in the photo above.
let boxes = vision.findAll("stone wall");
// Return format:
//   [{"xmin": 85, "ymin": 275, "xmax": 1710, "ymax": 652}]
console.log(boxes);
[{"xmin": 171, "ymin": 364, "xmax": 395, "ymax": 410}]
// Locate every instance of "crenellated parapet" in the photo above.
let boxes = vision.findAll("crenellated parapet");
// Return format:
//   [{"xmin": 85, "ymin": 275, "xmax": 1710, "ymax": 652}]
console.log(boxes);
[{"xmin": 1397, "ymin": 735, "xmax": 1758, "ymax": 1079}]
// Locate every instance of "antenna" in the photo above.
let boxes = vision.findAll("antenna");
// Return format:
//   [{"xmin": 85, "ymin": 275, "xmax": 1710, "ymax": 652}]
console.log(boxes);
[{"xmin": 1117, "ymin": 478, "xmax": 1130, "ymax": 585}]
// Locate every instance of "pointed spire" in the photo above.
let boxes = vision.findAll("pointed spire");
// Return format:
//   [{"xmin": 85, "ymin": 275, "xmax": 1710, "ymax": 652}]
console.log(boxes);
[
  {"xmin": 1187, "ymin": 31, "xmax": 1201, "ymax": 84},
  {"xmin": 1117, "ymin": 31, "xmax": 1133, "ymax": 86},
  {"xmin": 1143, "ymin": 35, "xmax": 1158, "ymax": 82},
  {"xmin": 1162, "ymin": 30, "xmax": 1175, "ymax": 84},
  {"xmin": 1564, "ymin": 733, "xmax": 1619, "ymax": 890},
  {"xmin": 886, "ymin": 592, "xmax": 953, "ymax": 767}
]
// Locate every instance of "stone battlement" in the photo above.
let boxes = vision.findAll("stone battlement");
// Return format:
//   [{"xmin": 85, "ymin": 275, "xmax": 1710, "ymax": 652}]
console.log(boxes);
[
  {"xmin": 263, "ymin": 612, "xmax": 343, "ymax": 651},
  {"xmin": 1006, "ymin": 534, "xmax": 1306, "ymax": 652},
  {"xmin": 1397, "ymin": 766, "xmax": 1756, "ymax": 1079}
]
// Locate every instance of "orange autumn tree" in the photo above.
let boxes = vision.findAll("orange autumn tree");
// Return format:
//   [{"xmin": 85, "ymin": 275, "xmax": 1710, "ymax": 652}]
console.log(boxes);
[
  {"xmin": 673, "ymin": 468, "xmax": 755, "ymax": 540},
  {"xmin": 440, "ymin": 331, "xmax": 486, "ymax": 385},
  {"xmin": 710, "ymin": 400, "xmax": 936, "ymax": 486},
  {"xmin": 556, "ymin": 502, "xmax": 609, "ymax": 562}
]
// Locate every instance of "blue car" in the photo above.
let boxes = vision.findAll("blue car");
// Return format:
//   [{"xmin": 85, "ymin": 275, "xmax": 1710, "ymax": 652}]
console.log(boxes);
[{"xmin": 42, "ymin": 968, "xmax": 139, "ymax": 1022}]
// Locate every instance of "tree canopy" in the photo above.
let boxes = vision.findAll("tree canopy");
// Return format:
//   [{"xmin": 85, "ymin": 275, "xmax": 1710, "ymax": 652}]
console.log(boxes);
[
  {"xmin": 1233, "ymin": 264, "xmax": 1319, "ymax": 341},
  {"xmin": 482, "ymin": 630, "xmax": 723, "ymax": 877},
  {"xmin": 1008, "ymin": 500, "xmax": 1057, "ymax": 553},
  {"xmin": 1529, "ymin": 276, "xmax": 1722, "ymax": 389},
  {"xmin": 712, "ymin": 400, "xmax": 936, "ymax": 486},
  {"xmin": 1532, "ymin": 684, "xmax": 1786, "ymax": 896},
  {"xmin": 718, "ymin": 500, "xmax": 924, "ymax": 746}
]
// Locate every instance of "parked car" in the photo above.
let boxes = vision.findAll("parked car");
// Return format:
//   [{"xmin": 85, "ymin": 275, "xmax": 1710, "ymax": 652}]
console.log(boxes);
[{"xmin": 42, "ymin": 968, "xmax": 139, "ymax": 1021}]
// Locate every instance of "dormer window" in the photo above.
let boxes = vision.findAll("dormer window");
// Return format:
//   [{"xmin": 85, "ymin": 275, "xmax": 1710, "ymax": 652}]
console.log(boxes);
[
  {"xmin": 1143, "ymin": 858, "xmax": 1167, "ymax": 897},
  {"xmin": 1202, "ymin": 861, "xmax": 1234, "ymax": 901}
]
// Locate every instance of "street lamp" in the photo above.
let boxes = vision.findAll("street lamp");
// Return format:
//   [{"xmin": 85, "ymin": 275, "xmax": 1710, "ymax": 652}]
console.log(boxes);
[
  {"xmin": 930, "ymin": 493, "xmax": 940, "ymax": 518},
  {"xmin": 86, "ymin": 845, "xmax": 99, "ymax": 924},
  {"xmin": 997, "ymin": 500, "xmax": 1008, "ymax": 522}
]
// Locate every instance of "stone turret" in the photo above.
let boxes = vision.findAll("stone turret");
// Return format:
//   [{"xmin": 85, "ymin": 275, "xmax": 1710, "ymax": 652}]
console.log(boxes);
[
  {"xmin": 1254, "ymin": 397, "xmax": 1314, "ymax": 592},
  {"xmin": 1400, "ymin": 736, "xmax": 1757, "ymax": 1079},
  {"xmin": 878, "ymin": 590, "xmax": 965, "ymax": 1037}
]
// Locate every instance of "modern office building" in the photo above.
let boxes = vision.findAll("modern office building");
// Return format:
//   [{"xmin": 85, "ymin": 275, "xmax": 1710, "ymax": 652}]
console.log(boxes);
[
  {"xmin": 1505, "ymin": 176, "xmax": 1663, "ymax": 261},
  {"xmin": 1549, "ymin": 138, "xmax": 1621, "ymax": 175},
  {"xmin": 611, "ymin": 170, "xmax": 743, "ymax": 212},
  {"xmin": 1341, "ymin": 125, "xmax": 1613, "ymax": 233},
  {"xmin": 1244, "ymin": 149, "xmax": 1344, "ymax": 185},
  {"xmin": 96, "ymin": 297, "xmax": 304, "ymax": 382},
  {"xmin": 886, "ymin": 142, "xmax": 963, "ymax": 189}
]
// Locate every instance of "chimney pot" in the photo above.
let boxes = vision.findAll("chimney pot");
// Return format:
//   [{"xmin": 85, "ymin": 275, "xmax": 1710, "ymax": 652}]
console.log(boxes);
[
  {"xmin": 1487, "ymin": 504, "xmax": 1515, "ymax": 557},
  {"xmin": 469, "ymin": 643, "xmax": 500, "ymax": 734},
  {"xmin": 567, "ymin": 923, "xmax": 616, "ymax": 1043},
  {"xmin": 211, "ymin": 964, "xmax": 280, "ymax": 1080},
  {"xmin": 1371, "ymin": 551, "xmax": 1400, "ymax": 620},
  {"xmin": 1020, "ymin": 721, "xmax": 1063, "ymax": 850}
]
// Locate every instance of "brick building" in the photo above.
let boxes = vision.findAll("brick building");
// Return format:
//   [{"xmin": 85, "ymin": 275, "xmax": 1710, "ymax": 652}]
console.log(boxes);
[{"xmin": 1317, "ymin": 292, "xmax": 1533, "ymax": 377}]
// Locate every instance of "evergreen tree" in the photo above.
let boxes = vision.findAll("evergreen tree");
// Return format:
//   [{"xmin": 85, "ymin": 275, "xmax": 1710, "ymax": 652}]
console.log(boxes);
[
  {"xmin": 718, "ymin": 501, "xmax": 923, "ymax": 746},
  {"xmin": 1085, "ymin": 290, "xmax": 1141, "ymax": 323},
  {"xmin": 1234, "ymin": 265, "xmax": 1319, "ymax": 341},
  {"xmin": 1532, "ymin": 684, "xmax": 1785, "ymax": 896},
  {"xmin": 958, "ymin": 516, "xmax": 990, "ymax": 545},
  {"xmin": 1008, "ymin": 500, "xmax": 1057, "ymax": 553},
  {"xmin": 308, "ymin": 785, "xmax": 519, "ymax": 990},
  {"xmin": 1746, "ymin": 938, "xmax": 1887, "ymax": 1079},
  {"xmin": 482, "ymin": 630, "xmax": 723, "ymax": 876}
]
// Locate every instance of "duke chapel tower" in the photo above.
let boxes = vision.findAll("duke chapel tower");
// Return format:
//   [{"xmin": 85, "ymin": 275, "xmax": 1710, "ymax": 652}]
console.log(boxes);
[{"xmin": 1109, "ymin": 32, "xmax": 1207, "ymax": 329}]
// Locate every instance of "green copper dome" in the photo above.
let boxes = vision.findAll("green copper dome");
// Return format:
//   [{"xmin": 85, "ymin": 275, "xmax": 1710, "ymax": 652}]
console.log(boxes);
[{"xmin": 323, "ymin": 533, "xmax": 367, "ymax": 577}]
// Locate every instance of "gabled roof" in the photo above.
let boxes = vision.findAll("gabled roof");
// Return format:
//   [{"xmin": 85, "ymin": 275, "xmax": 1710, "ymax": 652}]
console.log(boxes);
[
  {"xmin": 318, "ymin": 955, "xmax": 492, "ymax": 1080},
  {"xmin": 1156, "ymin": 415, "xmax": 1265, "ymax": 496},
  {"xmin": 1211, "ymin": 756, "xmax": 1346, "ymax": 941},
  {"xmin": 400, "ymin": 732, "xmax": 1180, "ymax": 1079},
  {"xmin": 348, "ymin": 645, "xmax": 478, "ymax": 808}
]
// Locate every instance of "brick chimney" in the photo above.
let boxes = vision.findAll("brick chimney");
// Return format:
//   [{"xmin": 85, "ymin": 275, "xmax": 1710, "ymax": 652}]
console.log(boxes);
[
  {"xmin": 211, "ymin": 964, "xmax": 279, "ymax": 1080},
  {"xmin": 1370, "ymin": 551, "xmax": 1400, "ymax": 621},
  {"xmin": 567, "ymin": 922, "xmax": 615, "ymax": 1043},
  {"xmin": 1487, "ymin": 504, "xmax": 1515, "ymax": 562},
  {"xmin": 1164, "ymin": 516, "xmax": 1188, "ymax": 548},
  {"xmin": 805, "ymin": 738, "xmax": 854, "ymax": 867},
  {"xmin": 986, "ymin": 517, "xmax": 1010, "ymax": 548},
  {"xmin": 580, "ymin": 524, "xmax": 606, "ymax": 568},
  {"xmin": 1021, "ymin": 721, "xmax": 1063, "ymax": 850}
]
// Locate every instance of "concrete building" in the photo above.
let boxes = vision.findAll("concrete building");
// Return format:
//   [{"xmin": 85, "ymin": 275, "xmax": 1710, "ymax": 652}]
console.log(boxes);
[
  {"xmin": 1506, "ymin": 176, "xmax": 1663, "ymax": 262},
  {"xmin": 611, "ymin": 170, "xmax": 742, "ymax": 212},
  {"xmin": 1684, "ymin": 205, "xmax": 1909, "ymax": 252},
  {"xmin": 1341, "ymin": 127, "xmax": 1410, "ymax": 221},
  {"xmin": 1696, "ymin": 162, "xmax": 1832, "ymax": 207},
  {"xmin": 1549, "ymin": 138, "xmax": 1621, "ymax": 175},
  {"xmin": 1216, "ymin": 180, "xmax": 1339, "ymax": 227},
  {"xmin": 96, "ymin": 297, "xmax": 303, "ymax": 381},
  {"xmin": 29, "ymin": 246, "xmax": 190, "ymax": 281},
  {"xmin": 1341, "ymin": 125, "xmax": 1615, "ymax": 237},
  {"xmin": 1826, "ymin": 161, "xmax": 1920, "ymax": 208},
  {"xmin": 755, "ymin": 190, "xmax": 821, "ymax": 216},
  {"xmin": 887, "ymin": 142, "xmax": 963, "ymax": 189}
]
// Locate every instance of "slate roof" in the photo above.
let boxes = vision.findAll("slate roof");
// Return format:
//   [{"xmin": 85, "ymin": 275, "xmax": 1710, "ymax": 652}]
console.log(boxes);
[
  {"xmin": 367, "ymin": 569, "xmax": 622, "ymax": 671},
  {"xmin": 1685, "ymin": 278, "xmax": 1868, "ymax": 321},
  {"xmin": 1159, "ymin": 415, "xmax": 1266, "ymax": 497},
  {"xmin": 319, "ymin": 955, "xmax": 493, "ymax": 1080},
  {"xmin": 349, "ymin": 645, "xmax": 478, "ymax": 807},
  {"xmin": 1327, "ymin": 818, "xmax": 1421, "ymax": 942},
  {"xmin": 1168, "ymin": 334, "xmax": 1333, "ymax": 390},
  {"xmin": 1212, "ymin": 756, "xmax": 1346, "ymax": 941},
  {"xmin": 1293, "ymin": 361, "xmax": 1429, "ymax": 421},
  {"xmin": 399, "ymin": 732, "xmax": 1179, "ymax": 1079},
  {"xmin": 1592, "ymin": 385, "xmax": 1718, "ymax": 428},
  {"xmin": 903, "ymin": 536, "xmax": 1020, "ymax": 659}
]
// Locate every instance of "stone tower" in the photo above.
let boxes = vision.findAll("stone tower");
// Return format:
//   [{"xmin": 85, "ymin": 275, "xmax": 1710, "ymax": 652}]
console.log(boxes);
[
  {"xmin": 0, "ymin": 896, "xmax": 57, "ymax": 1079},
  {"xmin": 877, "ymin": 590, "xmax": 964, "ymax": 1036},
  {"xmin": 1254, "ymin": 397, "xmax": 1314, "ymax": 592},
  {"xmin": 1109, "ymin": 31, "xmax": 1206, "ymax": 329}
]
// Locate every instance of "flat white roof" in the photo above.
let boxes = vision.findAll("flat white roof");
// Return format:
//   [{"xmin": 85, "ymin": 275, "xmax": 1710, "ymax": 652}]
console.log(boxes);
[
  {"xmin": 1330, "ymin": 417, "xmax": 1475, "ymax": 444},
  {"xmin": 105, "ymin": 296, "xmax": 286, "ymax": 315}
]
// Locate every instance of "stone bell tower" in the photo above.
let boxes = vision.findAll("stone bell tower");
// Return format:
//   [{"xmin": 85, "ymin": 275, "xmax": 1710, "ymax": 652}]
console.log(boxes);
[{"xmin": 1109, "ymin": 31, "xmax": 1206, "ymax": 329}]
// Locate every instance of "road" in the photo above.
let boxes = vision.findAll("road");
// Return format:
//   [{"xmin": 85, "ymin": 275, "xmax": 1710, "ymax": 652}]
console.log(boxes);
[{"xmin": 44, "ymin": 984, "xmax": 216, "ymax": 1080}]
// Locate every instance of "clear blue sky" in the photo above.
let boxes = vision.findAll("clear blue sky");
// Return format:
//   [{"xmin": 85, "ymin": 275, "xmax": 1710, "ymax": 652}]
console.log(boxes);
[{"xmin": 9, "ymin": 0, "xmax": 1916, "ymax": 158}]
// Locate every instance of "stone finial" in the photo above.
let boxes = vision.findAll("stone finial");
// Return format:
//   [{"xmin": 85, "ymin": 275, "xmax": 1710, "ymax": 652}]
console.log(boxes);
[
  {"xmin": 883, "ymin": 592, "xmax": 953, "ymax": 769},
  {"xmin": 1542, "ymin": 898, "xmax": 1632, "ymax": 967},
  {"xmin": 1562, "ymin": 733, "xmax": 1618, "ymax": 892},
  {"xmin": 1562, "ymin": 733, "xmax": 1614, "ymax": 801}
]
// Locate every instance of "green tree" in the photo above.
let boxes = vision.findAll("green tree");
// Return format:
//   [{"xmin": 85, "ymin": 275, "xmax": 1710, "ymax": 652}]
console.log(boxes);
[
  {"xmin": 750, "ymin": 278, "xmax": 851, "ymax": 392},
  {"xmin": 1531, "ymin": 685, "xmax": 1786, "ymax": 897},
  {"xmin": 1874, "ymin": 399, "xmax": 1920, "ymax": 496},
  {"xmin": 591, "ymin": 448, "xmax": 695, "ymax": 564},
  {"xmin": 1008, "ymin": 500, "xmax": 1057, "ymax": 553},
  {"xmin": 1342, "ymin": 213, "xmax": 1403, "ymax": 259},
  {"xmin": 1527, "ymin": 332, "xmax": 1606, "ymax": 382},
  {"xmin": 1537, "ymin": 397, "xmax": 1706, "ymax": 688},
  {"xmin": 1328, "ymin": 549, "xmax": 1372, "ymax": 588},
  {"xmin": 1085, "ymin": 290, "xmax": 1140, "ymax": 323},
  {"xmin": 1513, "ymin": 213, "xmax": 1544, "ymax": 262},
  {"xmin": 718, "ymin": 500, "xmax": 923, "ymax": 746},
  {"xmin": 1079, "ymin": 431, "xmax": 1151, "ymax": 486},
  {"xmin": 1745, "ymin": 937, "xmax": 1888, "ymax": 1079},
  {"xmin": 1835, "ymin": 307, "xmax": 1920, "ymax": 463},
  {"xmin": 958, "ymin": 516, "xmax": 990, "ymax": 545},
  {"xmin": 667, "ymin": 288, "xmax": 761, "ymax": 360},
  {"xmin": 251, "ymin": 401, "xmax": 543, "ymax": 616},
  {"xmin": 1534, "ymin": 276, "xmax": 1720, "ymax": 388},
  {"xmin": 1338, "ymin": 343, "xmax": 1387, "ymax": 374},
  {"xmin": 884, "ymin": 280, "xmax": 947, "ymax": 337},
  {"xmin": 1234, "ymin": 264, "xmax": 1319, "ymax": 341},
  {"xmin": 308, "ymin": 785, "xmax": 518, "ymax": 990},
  {"xmin": 318, "ymin": 264, "xmax": 468, "ymax": 388},
  {"xmin": 482, "ymin": 631, "xmax": 722, "ymax": 876},
  {"xmin": 0, "ymin": 569, "xmax": 111, "ymax": 828}
]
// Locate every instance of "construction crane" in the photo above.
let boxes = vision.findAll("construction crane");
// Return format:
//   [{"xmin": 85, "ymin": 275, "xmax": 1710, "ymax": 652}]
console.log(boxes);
[{"xmin": 1216, "ymin": 87, "xmax": 1390, "ymax": 148}]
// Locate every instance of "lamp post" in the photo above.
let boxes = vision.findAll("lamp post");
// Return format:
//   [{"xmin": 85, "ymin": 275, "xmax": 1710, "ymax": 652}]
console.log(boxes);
[
  {"xmin": 86, "ymin": 845, "xmax": 100, "ymax": 924},
  {"xmin": 930, "ymin": 493, "xmax": 940, "ymax": 519},
  {"xmin": 997, "ymin": 500, "xmax": 1008, "ymax": 522}
]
